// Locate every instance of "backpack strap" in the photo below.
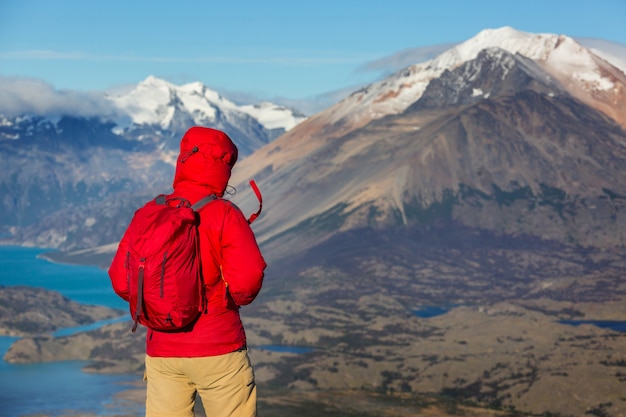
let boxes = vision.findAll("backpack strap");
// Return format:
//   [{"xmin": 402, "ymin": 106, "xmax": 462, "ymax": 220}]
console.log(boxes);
[
  {"xmin": 192, "ymin": 194, "xmax": 217, "ymax": 212},
  {"xmin": 155, "ymin": 195, "xmax": 192, "ymax": 208},
  {"xmin": 153, "ymin": 194, "xmax": 216, "ymax": 211},
  {"xmin": 192, "ymin": 194, "xmax": 217, "ymax": 315}
]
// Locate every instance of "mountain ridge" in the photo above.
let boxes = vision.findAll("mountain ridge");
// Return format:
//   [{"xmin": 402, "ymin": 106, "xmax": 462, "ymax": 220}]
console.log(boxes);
[
  {"xmin": 105, "ymin": 76, "xmax": 306, "ymax": 154},
  {"xmin": 227, "ymin": 43, "xmax": 626, "ymax": 263},
  {"xmin": 15, "ymin": 26, "xmax": 625, "ymax": 260},
  {"xmin": 0, "ymin": 76, "xmax": 306, "ymax": 245},
  {"xmin": 229, "ymin": 27, "xmax": 626, "ymax": 196}
]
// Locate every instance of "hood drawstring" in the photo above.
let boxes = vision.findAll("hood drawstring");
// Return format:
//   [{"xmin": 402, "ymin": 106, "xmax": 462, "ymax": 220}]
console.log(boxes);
[{"xmin": 179, "ymin": 146, "xmax": 199, "ymax": 163}]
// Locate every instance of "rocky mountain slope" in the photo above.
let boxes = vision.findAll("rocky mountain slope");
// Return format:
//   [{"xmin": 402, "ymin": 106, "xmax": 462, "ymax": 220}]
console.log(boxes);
[
  {"xmin": 214, "ymin": 28, "xmax": 626, "ymax": 415},
  {"xmin": 227, "ymin": 31, "xmax": 626, "ymax": 263}
]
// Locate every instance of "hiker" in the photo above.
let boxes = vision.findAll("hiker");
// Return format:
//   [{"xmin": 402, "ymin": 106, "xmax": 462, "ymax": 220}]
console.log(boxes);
[{"xmin": 109, "ymin": 126, "xmax": 266, "ymax": 417}]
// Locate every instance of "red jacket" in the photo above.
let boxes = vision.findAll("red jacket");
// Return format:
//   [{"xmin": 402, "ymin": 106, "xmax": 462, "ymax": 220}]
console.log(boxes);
[{"xmin": 109, "ymin": 127, "xmax": 266, "ymax": 357}]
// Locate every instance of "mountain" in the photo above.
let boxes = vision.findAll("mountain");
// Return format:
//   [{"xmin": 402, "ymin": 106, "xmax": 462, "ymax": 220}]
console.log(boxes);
[
  {"xmin": 106, "ymin": 76, "xmax": 306, "ymax": 154},
  {"xmin": 228, "ymin": 27, "xmax": 626, "ymax": 260},
  {"xmin": 231, "ymin": 27, "xmax": 626, "ymax": 180},
  {"xmin": 213, "ymin": 28, "xmax": 626, "ymax": 415},
  {"xmin": 0, "ymin": 77, "xmax": 305, "ymax": 247}
]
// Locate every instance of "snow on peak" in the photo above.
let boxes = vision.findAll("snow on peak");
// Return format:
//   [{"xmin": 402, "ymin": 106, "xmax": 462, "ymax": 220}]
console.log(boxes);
[
  {"xmin": 239, "ymin": 102, "xmax": 307, "ymax": 131},
  {"xmin": 546, "ymin": 36, "xmax": 616, "ymax": 91},
  {"xmin": 440, "ymin": 26, "xmax": 558, "ymax": 65},
  {"xmin": 140, "ymin": 75, "xmax": 171, "ymax": 89},
  {"xmin": 106, "ymin": 76, "xmax": 305, "ymax": 132},
  {"xmin": 107, "ymin": 76, "xmax": 233, "ymax": 128},
  {"xmin": 107, "ymin": 76, "xmax": 185, "ymax": 128},
  {"xmin": 326, "ymin": 26, "xmax": 617, "ymax": 126}
]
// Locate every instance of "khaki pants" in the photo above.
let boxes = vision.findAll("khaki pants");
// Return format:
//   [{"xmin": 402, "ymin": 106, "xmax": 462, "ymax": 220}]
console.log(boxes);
[{"xmin": 144, "ymin": 350, "xmax": 257, "ymax": 417}]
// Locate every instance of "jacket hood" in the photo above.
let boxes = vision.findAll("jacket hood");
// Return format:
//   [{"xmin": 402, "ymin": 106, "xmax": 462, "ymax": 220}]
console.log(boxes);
[{"xmin": 173, "ymin": 127, "xmax": 238, "ymax": 197}]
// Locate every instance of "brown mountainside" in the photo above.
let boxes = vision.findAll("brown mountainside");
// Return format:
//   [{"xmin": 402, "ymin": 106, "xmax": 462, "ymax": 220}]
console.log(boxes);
[{"xmin": 232, "ymin": 47, "xmax": 626, "ymax": 263}]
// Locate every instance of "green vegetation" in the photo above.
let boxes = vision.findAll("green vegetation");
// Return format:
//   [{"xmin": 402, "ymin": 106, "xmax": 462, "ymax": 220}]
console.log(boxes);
[
  {"xmin": 492, "ymin": 184, "xmax": 534, "ymax": 207},
  {"xmin": 403, "ymin": 189, "xmax": 458, "ymax": 223},
  {"xmin": 537, "ymin": 183, "xmax": 572, "ymax": 219},
  {"xmin": 263, "ymin": 202, "xmax": 350, "ymax": 247}
]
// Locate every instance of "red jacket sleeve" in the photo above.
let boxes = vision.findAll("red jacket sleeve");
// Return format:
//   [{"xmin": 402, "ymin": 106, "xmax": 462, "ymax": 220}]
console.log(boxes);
[
  {"xmin": 108, "ymin": 236, "xmax": 130, "ymax": 302},
  {"xmin": 219, "ymin": 202, "xmax": 266, "ymax": 306}
]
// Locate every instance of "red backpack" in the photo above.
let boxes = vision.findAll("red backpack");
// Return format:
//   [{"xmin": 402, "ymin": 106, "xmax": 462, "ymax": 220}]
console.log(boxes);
[{"xmin": 117, "ymin": 194, "xmax": 216, "ymax": 332}]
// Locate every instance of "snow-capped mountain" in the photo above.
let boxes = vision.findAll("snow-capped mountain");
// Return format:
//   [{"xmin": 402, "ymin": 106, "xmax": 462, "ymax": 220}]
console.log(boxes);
[
  {"xmin": 235, "ymin": 27, "xmax": 626, "ymax": 184},
  {"xmin": 0, "ymin": 76, "xmax": 306, "ymax": 246},
  {"xmin": 227, "ymin": 27, "xmax": 626, "ymax": 260},
  {"xmin": 366, "ymin": 27, "xmax": 626, "ymax": 125},
  {"xmin": 108, "ymin": 76, "xmax": 306, "ymax": 133},
  {"xmin": 231, "ymin": 27, "xmax": 626, "ymax": 181},
  {"xmin": 329, "ymin": 26, "xmax": 626, "ymax": 129},
  {"xmin": 106, "ymin": 76, "xmax": 306, "ymax": 154}
]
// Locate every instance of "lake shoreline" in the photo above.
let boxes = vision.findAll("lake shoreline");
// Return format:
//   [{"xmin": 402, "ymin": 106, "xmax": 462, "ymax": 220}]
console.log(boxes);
[
  {"xmin": 39, "ymin": 246, "xmax": 117, "ymax": 271},
  {"xmin": 0, "ymin": 246, "xmax": 143, "ymax": 417}
]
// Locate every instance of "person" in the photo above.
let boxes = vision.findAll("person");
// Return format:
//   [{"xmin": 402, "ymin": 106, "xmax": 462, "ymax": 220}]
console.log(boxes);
[{"xmin": 109, "ymin": 126, "xmax": 266, "ymax": 417}]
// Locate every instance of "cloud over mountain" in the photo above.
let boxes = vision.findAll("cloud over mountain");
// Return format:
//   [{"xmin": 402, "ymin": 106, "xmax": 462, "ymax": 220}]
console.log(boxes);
[
  {"xmin": 357, "ymin": 43, "xmax": 457, "ymax": 75},
  {"xmin": 0, "ymin": 76, "xmax": 121, "ymax": 118}
]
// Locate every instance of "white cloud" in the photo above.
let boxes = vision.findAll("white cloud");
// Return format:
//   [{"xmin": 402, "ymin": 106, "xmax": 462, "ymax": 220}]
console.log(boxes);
[
  {"xmin": 576, "ymin": 38, "xmax": 626, "ymax": 75},
  {"xmin": 217, "ymin": 44, "xmax": 463, "ymax": 116},
  {"xmin": 0, "ymin": 76, "xmax": 120, "ymax": 118},
  {"xmin": 0, "ymin": 49, "xmax": 369, "ymax": 65},
  {"xmin": 219, "ymin": 85, "xmax": 358, "ymax": 116},
  {"xmin": 0, "ymin": 50, "xmax": 89, "ymax": 60},
  {"xmin": 356, "ymin": 43, "xmax": 458, "ymax": 75},
  {"xmin": 218, "ymin": 44, "xmax": 463, "ymax": 116}
]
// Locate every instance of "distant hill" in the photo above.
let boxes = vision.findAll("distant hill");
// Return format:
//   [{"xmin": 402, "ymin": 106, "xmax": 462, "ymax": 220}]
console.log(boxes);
[
  {"xmin": 0, "ymin": 77, "xmax": 305, "ymax": 249},
  {"xmin": 0, "ymin": 286, "xmax": 121, "ymax": 337}
]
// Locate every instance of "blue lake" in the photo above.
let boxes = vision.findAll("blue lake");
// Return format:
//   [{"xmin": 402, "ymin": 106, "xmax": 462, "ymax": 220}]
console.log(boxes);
[
  {"xmin": 412, "ymin": 306, "xmax": 452, "ymax": 318},
  {"xmin": 558, "ymin": 320, "xmax": 626, "ymax": 332},
  {"xmin": 0, "ymin": 246, "xmax": 143, "ymax": 417},
  {"xmin": 256, "ymin": 345, "xmax": 314, "ymax": 354},
  {"xmin": 0, "ymin": 246, "xmax": 127, "ymax": 310},
  {"xmin": 413, "ymin": 307, "xmax": 626, "ymax": 333}
]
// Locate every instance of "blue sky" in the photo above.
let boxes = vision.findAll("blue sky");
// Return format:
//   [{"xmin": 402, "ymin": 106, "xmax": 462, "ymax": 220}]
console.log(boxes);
[{"xmin": 1, "ymin": 0, "xmax": 626, "ymax": 104}]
